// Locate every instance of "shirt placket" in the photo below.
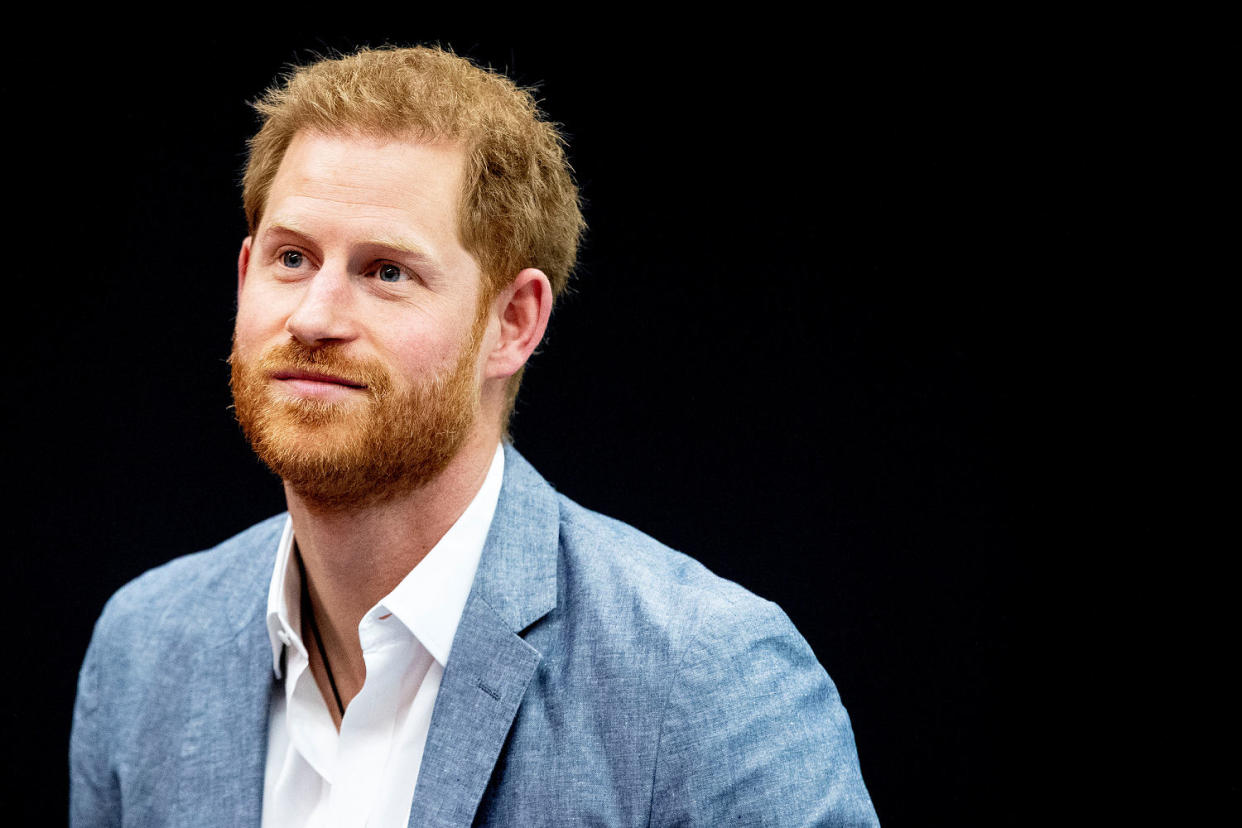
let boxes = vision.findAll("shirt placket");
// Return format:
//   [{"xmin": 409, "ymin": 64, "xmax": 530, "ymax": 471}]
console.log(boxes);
[{"xmin": 328, "ymin": 611, "xmax": 410, "ymax": 827}]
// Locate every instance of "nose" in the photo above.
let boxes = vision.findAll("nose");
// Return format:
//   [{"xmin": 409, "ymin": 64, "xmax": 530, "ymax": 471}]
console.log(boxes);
[{"xmin": 285, "ymin": 265, "xmax": 358, "ymax": 347}]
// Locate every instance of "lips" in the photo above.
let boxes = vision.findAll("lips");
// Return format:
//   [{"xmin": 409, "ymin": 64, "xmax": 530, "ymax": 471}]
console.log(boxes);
[{"xmin": 271, "ymin": 369, "xmax": 366, "ymax": 389}]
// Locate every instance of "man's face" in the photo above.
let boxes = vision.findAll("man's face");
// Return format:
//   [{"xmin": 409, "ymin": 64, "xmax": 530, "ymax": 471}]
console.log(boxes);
[{"xmin": 230, "ymin": 130, "xmax": 489, "ymax": 509}]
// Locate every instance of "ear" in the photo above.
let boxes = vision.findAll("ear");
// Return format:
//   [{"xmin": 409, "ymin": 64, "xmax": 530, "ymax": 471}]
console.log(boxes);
[
  {"xmin": 484, "ymin": 268, "xmax": 553, "ymax": 380},
  {"xmin": 237, "ymin": 236, "xmax": 253, "ymax": 300}
]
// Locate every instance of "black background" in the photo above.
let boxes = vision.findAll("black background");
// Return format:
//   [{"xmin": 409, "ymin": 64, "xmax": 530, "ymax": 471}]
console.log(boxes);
[{"xmin": 5, "ymin": 21, "xmax": 1080, "ymax": 824}]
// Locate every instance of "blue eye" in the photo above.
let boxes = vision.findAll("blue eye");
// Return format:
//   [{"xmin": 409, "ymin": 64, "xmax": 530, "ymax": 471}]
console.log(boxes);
[
  {"xmin": 378, "ymin": 264, "xmax": 407, "ymax": 283},
  {"xmin": 281, "ymin": 250, "xmax": 304, "ymax": 268}
]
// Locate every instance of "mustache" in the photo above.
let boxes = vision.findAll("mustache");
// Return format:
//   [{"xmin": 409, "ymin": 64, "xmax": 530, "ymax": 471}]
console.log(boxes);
[{"xmin": 254, "ymin": 341, "xmax": 393, "ymax": 394}]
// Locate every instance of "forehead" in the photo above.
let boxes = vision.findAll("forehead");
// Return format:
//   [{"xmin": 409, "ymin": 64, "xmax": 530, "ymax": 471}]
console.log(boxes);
[{"xmin": 262, "ymin": 130, "xmax": 469, "ymax": 243}]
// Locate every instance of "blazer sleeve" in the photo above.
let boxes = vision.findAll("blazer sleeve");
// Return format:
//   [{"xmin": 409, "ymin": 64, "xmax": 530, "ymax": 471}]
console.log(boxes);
[
  {"xmin": 649, "ymin": 597, "xmax": 879, "ymax": 827},
  {"xmin": 69, "ymin": 611, "xmax": 122, "ymax": 828}
]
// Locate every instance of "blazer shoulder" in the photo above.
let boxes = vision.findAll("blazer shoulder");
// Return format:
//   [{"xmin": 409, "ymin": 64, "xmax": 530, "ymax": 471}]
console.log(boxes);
[
  {"xmin": 554, "ymin": 493, "xmax": 777, "ymax": 622},
  {"xmin": 551, "ymin": 493, "xmax": 800, "ymax": 683},
  {"xmin": 72, "ymin": 514, "xmax": 285, "ymax": 823},
  {"xmin": 92, "ymin": 513, "xmax": 286, "ymax": 649},
  {"xmin": 546, "ymin": 494, "xmax": 878, "ymax": 824}
]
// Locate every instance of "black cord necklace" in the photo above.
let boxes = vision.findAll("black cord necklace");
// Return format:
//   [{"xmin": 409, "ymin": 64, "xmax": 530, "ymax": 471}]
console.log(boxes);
[{"xmin": 295, "ymin": 548, "xmax": 346, "ymax": 719}]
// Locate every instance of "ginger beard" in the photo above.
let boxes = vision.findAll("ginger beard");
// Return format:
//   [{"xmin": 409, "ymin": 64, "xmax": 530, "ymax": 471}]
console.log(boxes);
[{"xmin": 229, "ymin": 314, "xmax": 486, "ymax": 511}]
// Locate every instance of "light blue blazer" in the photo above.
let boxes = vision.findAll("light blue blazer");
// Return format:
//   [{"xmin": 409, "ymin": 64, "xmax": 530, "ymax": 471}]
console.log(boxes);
[{"xmin": 71, "ymin": 446, "xmax": 878, "ymax": 826}]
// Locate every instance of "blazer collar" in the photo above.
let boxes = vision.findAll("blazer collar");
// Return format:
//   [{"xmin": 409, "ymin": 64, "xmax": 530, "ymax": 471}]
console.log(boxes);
[{"xmin": 467, "ymin": 443, "xmax": 560, "ymax": 633}]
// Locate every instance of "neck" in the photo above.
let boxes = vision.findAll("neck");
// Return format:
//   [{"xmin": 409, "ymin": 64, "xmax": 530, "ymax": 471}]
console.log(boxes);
[{"xmin": 287, "ymin": 423, "xmax": 502, "ymax": 716}]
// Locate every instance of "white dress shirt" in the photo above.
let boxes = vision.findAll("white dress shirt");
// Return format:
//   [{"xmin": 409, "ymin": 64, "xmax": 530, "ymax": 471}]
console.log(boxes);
[{"xmin": 262, "ymin": 445, "xmax": 505, "ymax": 828}]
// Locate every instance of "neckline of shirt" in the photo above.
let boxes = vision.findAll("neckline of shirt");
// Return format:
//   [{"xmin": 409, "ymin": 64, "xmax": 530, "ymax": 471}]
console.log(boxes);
[{"xmin": 265, "ymin": 443, "xmax": 506, "ymax": 677}]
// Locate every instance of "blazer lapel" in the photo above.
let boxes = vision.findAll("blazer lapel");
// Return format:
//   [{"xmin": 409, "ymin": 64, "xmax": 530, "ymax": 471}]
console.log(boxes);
[
  {"xmin": 405, "ymin": 594, "xmax": 542, "ymax": 827},
  {"xmin": 408, "ymin": 446, "xmax": 560, "ymax": 827},
  {"xmin": 173, "ymin": 520, "xmax": 281, "ymax": 827},
  {"xmin": 175, "ymin": 621, "xmax": 274, "ymax": 826}
]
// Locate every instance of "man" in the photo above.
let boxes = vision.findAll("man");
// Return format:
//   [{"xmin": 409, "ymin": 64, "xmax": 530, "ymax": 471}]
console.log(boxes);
[{"xmin": 70, "ymin": 46, "xmax": 878, "ymax": 826}]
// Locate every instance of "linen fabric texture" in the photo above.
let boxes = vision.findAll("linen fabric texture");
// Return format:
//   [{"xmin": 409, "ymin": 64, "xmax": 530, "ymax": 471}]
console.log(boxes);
[{"xmin": 71, "ymin": 446, "xmax": 879, "ymax": 826}]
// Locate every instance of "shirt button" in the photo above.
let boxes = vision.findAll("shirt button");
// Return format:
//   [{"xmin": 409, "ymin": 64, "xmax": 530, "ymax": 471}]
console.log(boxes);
[{"xmin": 278, "ymin": 630, "xmax": 292, "ymax": 646}]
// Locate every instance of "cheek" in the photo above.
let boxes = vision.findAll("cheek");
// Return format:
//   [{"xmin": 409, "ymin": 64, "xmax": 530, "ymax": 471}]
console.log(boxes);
[
  {"xmin": 235, "ymin": 283, "xmax": 292, "ymax": 343},
  {"xmin": 382, "ymin": 326, "xmax": 467, "ymax": 379},
  {"xmin": 233, "ymin": 303, "xmax": 262, "ymax": 342},
  {"xmin": 233, "ymin": 309, "xmax": 279, "ymax": 365}
]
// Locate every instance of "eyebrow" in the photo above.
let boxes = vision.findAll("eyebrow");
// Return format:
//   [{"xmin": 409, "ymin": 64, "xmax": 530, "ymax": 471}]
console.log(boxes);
[{"xmin": 261, "ymin": 222, "xmax": 433, "ymax": 260}]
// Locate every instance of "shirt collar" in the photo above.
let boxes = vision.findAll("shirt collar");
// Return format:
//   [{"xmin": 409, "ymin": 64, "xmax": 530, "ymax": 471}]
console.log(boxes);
[{"xmin": 265, "ymin": 443, "xmax": 506, "ymax": 678}]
